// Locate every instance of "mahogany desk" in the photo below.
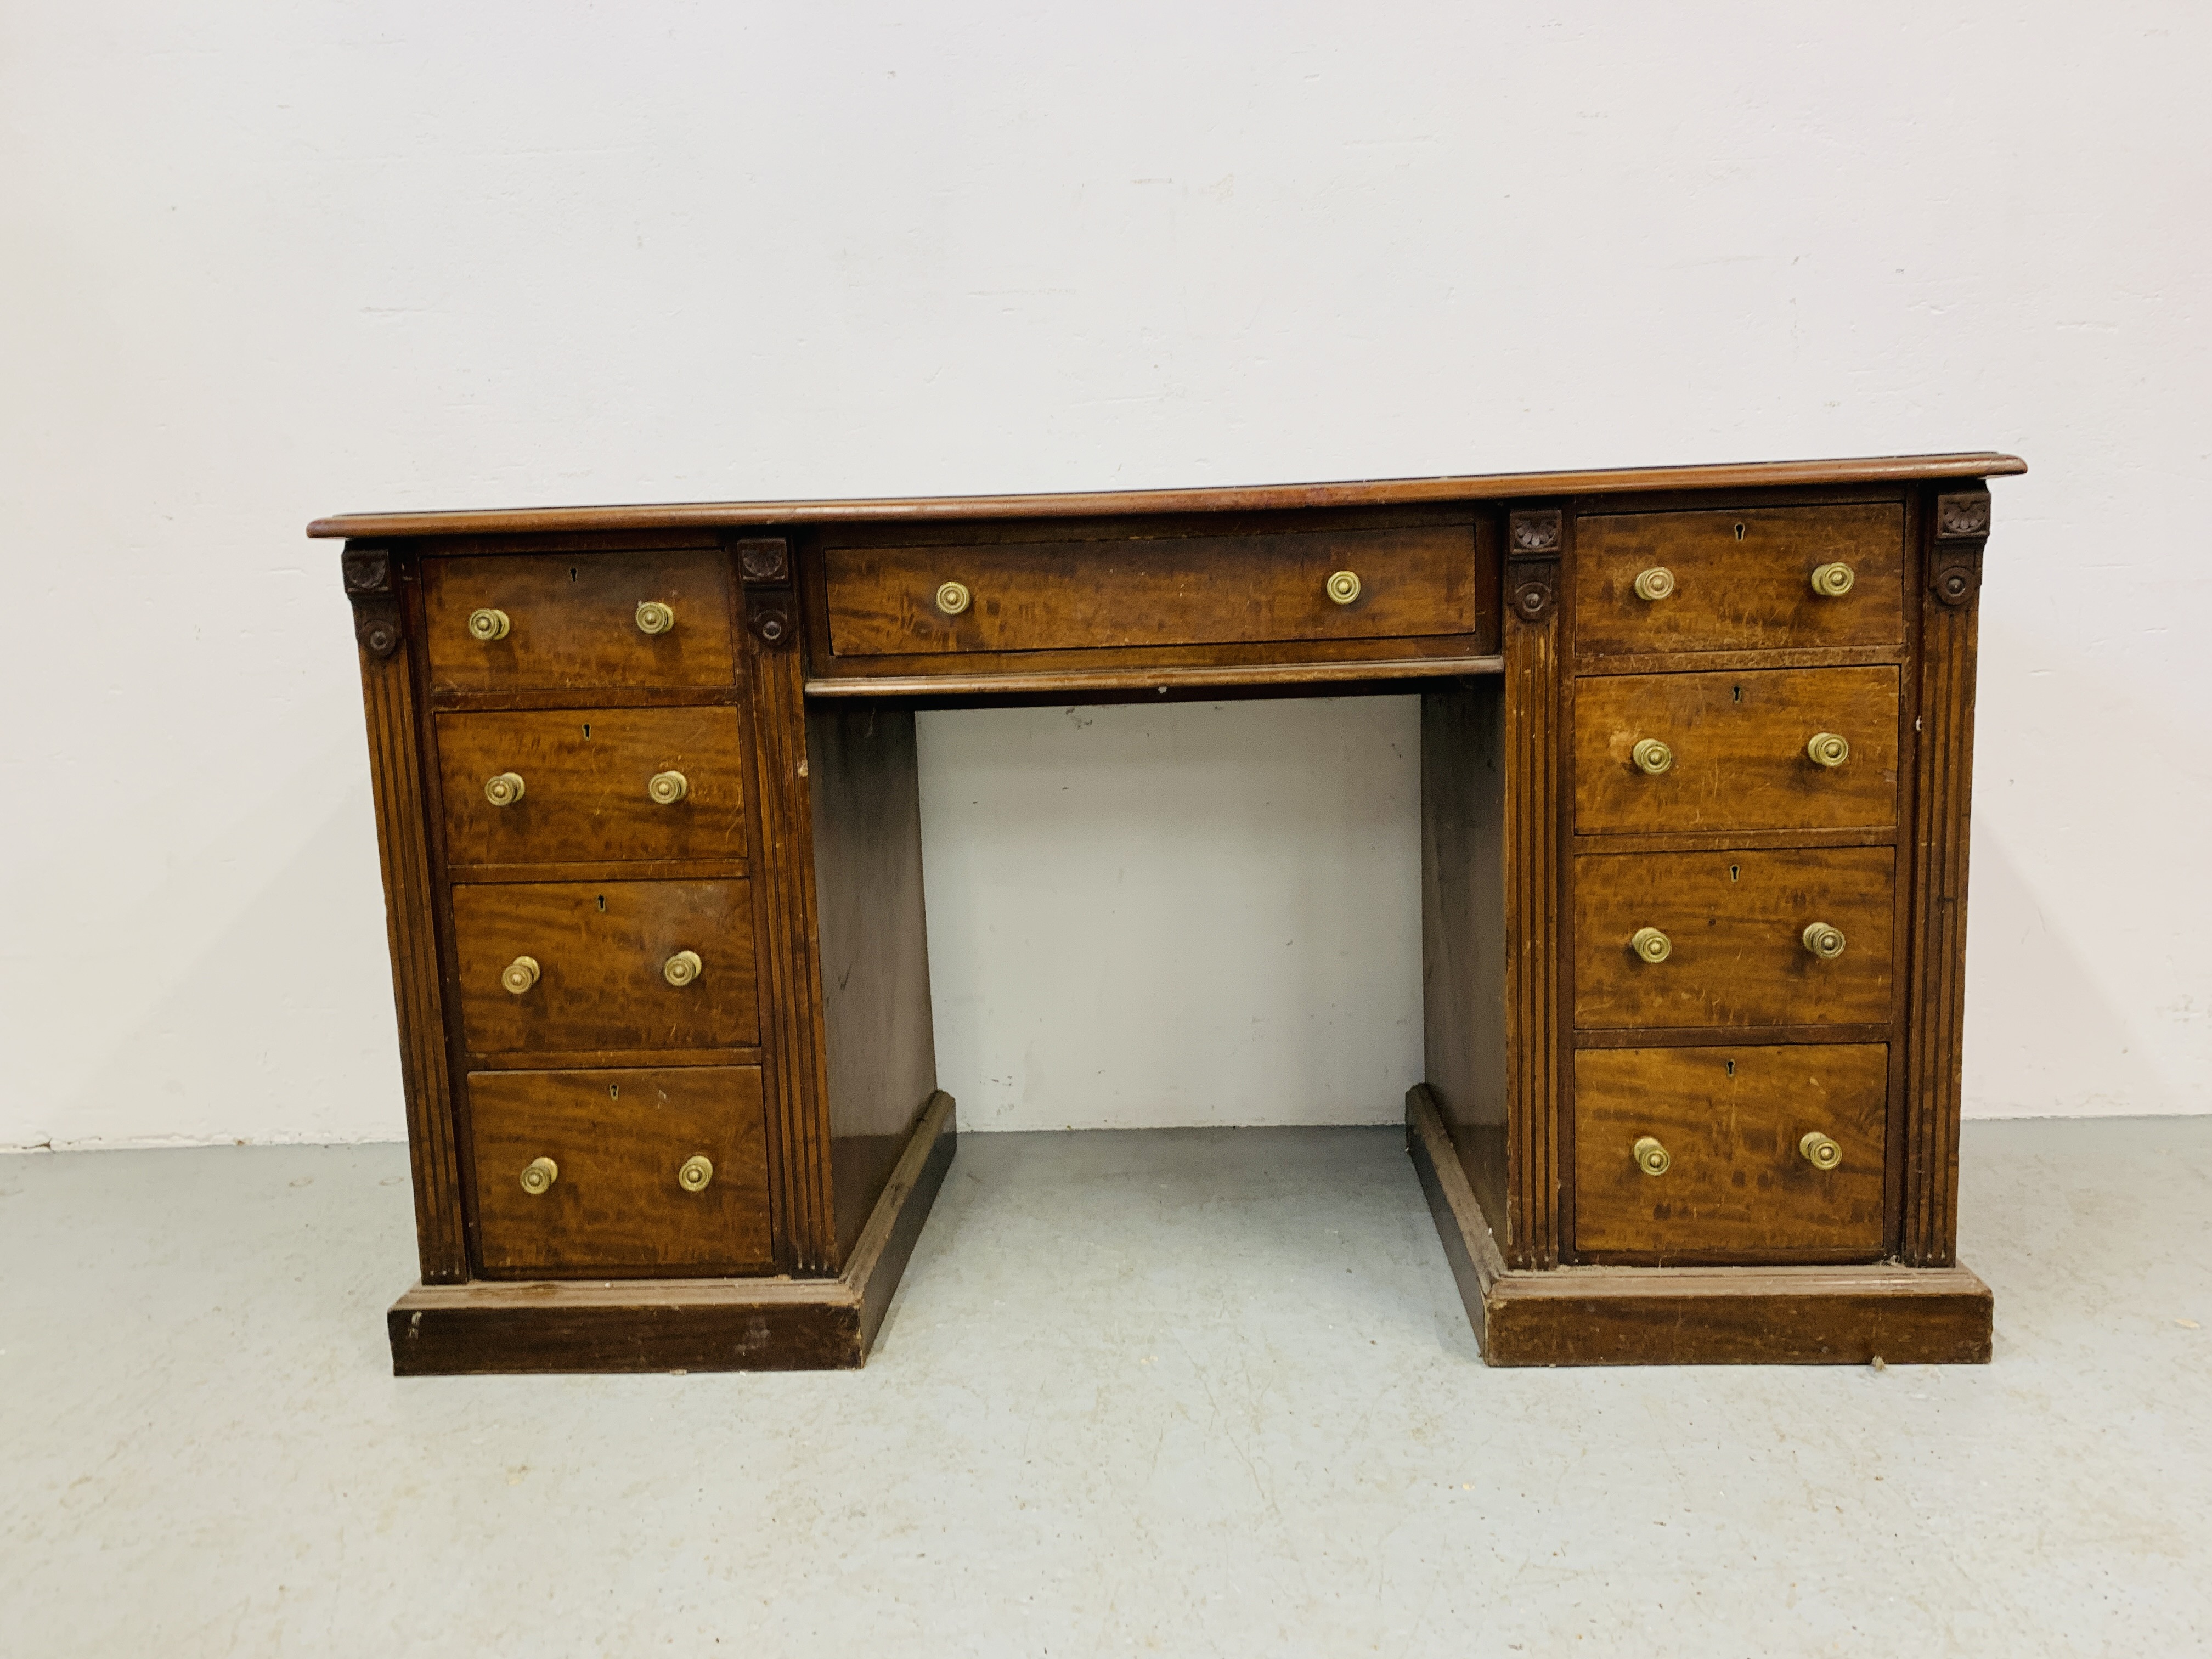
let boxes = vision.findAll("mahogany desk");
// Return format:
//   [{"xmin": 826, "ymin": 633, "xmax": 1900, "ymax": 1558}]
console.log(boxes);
[{"xmin": 315, "ymin": 452, "xmax": 2021, "ymax": 1372}]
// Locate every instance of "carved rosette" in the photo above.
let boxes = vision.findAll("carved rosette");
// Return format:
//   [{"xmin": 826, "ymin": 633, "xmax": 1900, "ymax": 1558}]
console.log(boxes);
[
  {"xmin": 1930, "ymin": 490, "xmax": 1990, "ymax": 608},
  {"xmin": 733, "ymin": 535, "xmax": 791, "ymax": 584},
  {"xmin": 342, "ymin": 545, "xmax": 402, "ymax": 658},
  {"xmin": 1506, "ymin": 508, "xmax": 1562, "ymax": 624}
]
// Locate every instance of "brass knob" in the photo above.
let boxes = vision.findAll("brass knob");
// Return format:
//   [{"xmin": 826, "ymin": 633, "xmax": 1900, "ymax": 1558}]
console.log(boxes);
[
  {"xmin": 1632, "ymin": 567, "xmax": 1675, "ymax": 601},
  {"xmin": 647, "ymin": 770, "xmax": 689, "ymax": 805},
  {"xmin": 662, "ymin": 949, "xmax": 703, "ymax": 987},
  {"xmin": 1802, "ymin": 922, "xmax": 1847, "ymax": 960},
  {"xmin": 1810, "ymin": 562, "xmax": 1855, "ymax": 597},
  {"xmin": 1630, "ymin": 926, "xmax": 1672, "ymax": 964},
  {"xmin": 1799, "ymin": 1131, "xmax": 1843, "ymax": 1171},
  {"xmin": 467, "ymin": 607, "xmax": 511, "ymax": 641},
  {"xmin": 935, "ymin": 580, "xmax": 972, "ymax": 616},
  {"xmin": 678, "ymin": 1154, "xmax": 715, "ymax": 1193},
  {"xmin": 500, "ymin": 955, "xmax": 541, "ymax": 995},
  {"xmin": 483, "ymin": 771, "xmax": 526, "ymax": 806},
  {"xmin": 519, "ymin": 1156, "xmax": 558, "ymax": 1196},
  {"xmin": 635, "ymin": 600, "xmax": 676, "ymax": 635},
  {"xmin": 1633, "ymin": 1136, "xmax": 1671, "ymax": 1176},
  {"xmin": 1631, "ymin": 738, "xmax": 1674, "ymax": 776},
  {"xmin": 1325, "ymin": 570, "xmax": 1362, "ymax": 605},
  {"xmin": 1807, "ymin": 732, "xmax": 1850, "ymax": 768}
]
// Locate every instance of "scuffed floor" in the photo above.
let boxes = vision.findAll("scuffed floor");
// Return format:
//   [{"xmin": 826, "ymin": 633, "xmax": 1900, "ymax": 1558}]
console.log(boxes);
[{"xmin": 2, "ymin": 1117, "xmax": 2207, "ymax": 1656}]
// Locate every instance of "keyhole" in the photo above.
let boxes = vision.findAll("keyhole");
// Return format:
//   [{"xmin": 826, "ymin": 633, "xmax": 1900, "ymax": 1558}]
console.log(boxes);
[
  {"xmin": 1725, "ymin": 1059, "xmax": 1736, "ymax": 1077},
  {"xmin": 1729, "ymin": 864, "xmax": 1740, "ymax": 882},
  {"xmin": 1734, "ymin": 522, "xmax": 1745, "ymax": 540},
  {"xmin": 609, "ymin": 1083, "xmax": 619, "ymax": 1099},
  {"xmin": 1733, "ymin": 684, "xmax": 1743, "ymax": 703},
  {"xmin": 569, "ymin": 566, "xmax": 579, "ymax": 583},
  {"xmin": 596, "ymin": 894, "xmax": 606, "ymax": 912},
  {"xmin": 581, "ymin": 723, "xmax": 591, "ymax": 739}
]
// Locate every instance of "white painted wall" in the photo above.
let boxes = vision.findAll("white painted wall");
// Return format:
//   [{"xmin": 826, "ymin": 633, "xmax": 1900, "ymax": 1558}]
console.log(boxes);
[{"xmin": 2, "ymin": 2, "xmax": 2206, "ymax": 1149}]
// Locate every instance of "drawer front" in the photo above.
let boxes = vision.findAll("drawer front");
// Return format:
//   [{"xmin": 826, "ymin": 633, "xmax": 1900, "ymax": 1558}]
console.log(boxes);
[
  {"xmin": 1573, "ymin": 503, "xmax": 1904, "ymax": 656},
  {"xmin": 1575, "ymin": 667, "xmax": 1898, "ymax": 834},
  {"xmin": 1575, "ymin": 847, "xmax": 1894, "ymax": 1029},
  {"xmin": 822, "ymin": 522, "xmax": 1479, "ymax": 657},
  {"xmin": 451, "ymin": 879, "xmax": 759, "ymax": 1054},
  {"xmin": 1573, "ymin": 1044, "xmax": 1887, "ymax": 1262},
  {"xmin": 422, "ymin": 551, "xmax": 735, "ymax": 691},
  {"xmin": 438, "ymin": 708, "xmax": 748, "ymax": 867},
  {"xmin": 468, "ymin": 1066, "xmax": 772, "ymax": 1276}
]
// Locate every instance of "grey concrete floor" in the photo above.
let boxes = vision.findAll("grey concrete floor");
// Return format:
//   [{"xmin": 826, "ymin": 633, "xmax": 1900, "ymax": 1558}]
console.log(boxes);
[{"xmin": 2, "ymin": 1119, "xmax": 2208, "ymax": 1657}]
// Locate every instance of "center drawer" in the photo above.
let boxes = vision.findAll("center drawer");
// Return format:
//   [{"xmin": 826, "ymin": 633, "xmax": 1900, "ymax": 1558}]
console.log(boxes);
[
  {"xmin": 467, "ymin": 1065, "xmax": 772, "ymax": 1277},
  {"xmin": 1573, "ymin": 1044, "xmax": 1887, "ymax": 1263},
  {"xmin": 821, "ymin": 520, "xmax": 1480, "ymax": 657},
  {"xmin": 450, "ymin": 879, "xmax": 759, "ymax": 1056},
  {"xmin": 1575, "ymin": 847, "xmax": 1894, "ymax": 1029},
  {"xmin": 437, "ymin": 707, "xmax": 748, "ymax": 867}
]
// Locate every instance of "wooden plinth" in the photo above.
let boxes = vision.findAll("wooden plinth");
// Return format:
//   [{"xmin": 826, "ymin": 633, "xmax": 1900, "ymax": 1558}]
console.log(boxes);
[
  {"xmin": 388, "ymin": 1092, "xmax": 956, "ymax": 1375},
  {"xmin": 1406, "ymin": 1087, "xmax": 1991, "ymax": 1366}
]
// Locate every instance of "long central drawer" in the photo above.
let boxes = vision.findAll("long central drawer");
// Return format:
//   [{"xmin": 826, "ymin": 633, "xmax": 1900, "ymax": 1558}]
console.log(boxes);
[{"xmin": 821, "ymin": 520, "xmax": 1481, "ymax": 657}]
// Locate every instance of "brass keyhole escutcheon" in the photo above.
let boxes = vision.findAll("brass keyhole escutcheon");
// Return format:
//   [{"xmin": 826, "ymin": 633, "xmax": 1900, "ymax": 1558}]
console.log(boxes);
[
  {"xmin": 1634, "ymin": 1136, "xmax": 1671, "ymax": 1176},
  {"xmin": 1631, "ymin": 738, "xmax": 1674, "ymax": 776},
  {"xmin": 1799, "ymin": 1131, "xmax": 1843, "ymax": 1170},
  {"xmin": 648, "ymin": 770, "xmax": 689, "ymax": 805},
  {"xmin": 467, "ymin": 607, "xmax": 511, "ymax": 641},
  {"xmin": 1807, "ymin": 732, "xmax": 1850, "ymax": 768},
  {"xmin": 1630, "ymin": 926, "xmax": 1672, "ymax": 964},
  {"xmin": 484, "ymin": 771, "xmax": 526, "ymax": 807},
  {"xmin": 635, "ymin": 600, "xmax": 676, "ymax": 635},
  {"xmin": 663, "ymin": 949, "xmax": 703, "ymax": 988},
  {"xmin": 678, "ymin": 1155, "xmax": 715, "ymax": 1194},
  {"xmin": 1325, "ymin": 570, "xmax": 1362, "ymax": 605},
  {"xmin": 1632, "ymin": 566, "xmax": 1675, "ymax": 601},
  {"xmin": 935, "ymin": 580, "xmax": 972, "ymax": 616},
  {"xmin": 1802, "ymin": 922, "xmax": 1847, "ymax": 961},
  {"xmin": 520, "ymin": 1156, "xmax": 558, "ymax": 1196},
  {"xmin": 1810, "ymin": 562, "xmax": 1855, "ymax": 597},
  {"xmin": 501, "ymin": 955, "xmax": 541, "ymax": 996}
]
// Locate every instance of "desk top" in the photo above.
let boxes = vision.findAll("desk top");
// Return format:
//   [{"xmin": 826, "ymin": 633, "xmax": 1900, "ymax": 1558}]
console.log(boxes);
[{"xmin": 308, "ymin": 451, "xmax": 2025, "ymax": 540}]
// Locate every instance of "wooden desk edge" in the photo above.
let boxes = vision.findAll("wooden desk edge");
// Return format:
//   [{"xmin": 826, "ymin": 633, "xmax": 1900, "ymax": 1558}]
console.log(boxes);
[
  {"xmin": 386, "ymin": 1092, "xmax": 957, "ymax": 1375},
  {"xmin": 308, "ymin": 453, "xmax": 2027, "ymax": 539},
  {"xmin": 804, "ymin": 654, "xmax": 1505, "ymax": 699},
  {"xmin": 1406, "ymin": 1086, "xmax": 1993, "ymax": 1367}
]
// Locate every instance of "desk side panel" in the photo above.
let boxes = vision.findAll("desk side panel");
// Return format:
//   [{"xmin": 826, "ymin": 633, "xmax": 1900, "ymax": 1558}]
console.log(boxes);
[
  {"xmin": 806, "ymin": 703, "xmax": 941, "ymax": 1263},
  {"xmin": 1420, "ymin": 681, "xmax": 1511, "ymax": 1249}
]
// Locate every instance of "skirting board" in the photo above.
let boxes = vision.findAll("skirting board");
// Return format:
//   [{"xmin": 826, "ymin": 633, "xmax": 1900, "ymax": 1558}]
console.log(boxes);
[
  {"xmin": 387, "ymin": 1091, "xmax": 958, "ymax": 1375},
  {"xmin": 1404, "ymin": 1085, "xmax": 1993, "ymax": 1366}
]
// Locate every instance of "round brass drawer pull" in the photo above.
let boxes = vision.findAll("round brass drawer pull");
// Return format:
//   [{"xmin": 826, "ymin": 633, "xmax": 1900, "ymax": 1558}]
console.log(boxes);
[
  {"xmin": 635, "ymin": 600, "xmax": 676, "ymax": 635},
  {"xmin": 663, "ymin": 949, "xmax": 703, "ymax": 987},
  {"xmin": 1632, "ymin": 566, "xmax": 1675, "ymax": 601},
  {"xmin": 1802, "ymin": 922, "xmax": 1847, "ymax": 960},
  {"xmin": 467, "ymin": 607, "xmax": 511, "ymax": 641},
  {"xmin": 500, "ymin": 955, "xmax": 541, "ymax": 996},
  {"xmin": 484, "ymin": 771, "xmax": 526, "ymax": 806},
  {"xmin": 1810, "ymin": 562, "xmax": 1855, "ymax": 597},
  {"xmin": 1326, "ymin": 570, "xmax": 1362, "ymax": 605},
  {"xmin": 1630, "ymin": 926, "xmax": 1672, "ymax": 964},
  {"xmin": 678, "ymin": 1154, "xmax": 715, "ymax": 1193},
  {"xmin": 1799, "ymin": 1131, "xmax": 1843, "ymax": 1170},
  {"xmin": 1807, "ymin": 732, "xmax": 1850, "ymax": 768},
  {"xmin": 648, "ymin": 770, "xmax": 689, "ymax": 805},
  {"xmin": 1634, "ymin": 1136, "xmax": 1672, "ymax": 1176},
  {"xmin": 1631, "ymin": 738, "xmax": 1674, "ymax": 776},
  {"xmin": 520, "ymin": 1156, "xmax": 558, "ymax": 1196},
  {"xmin": 935, "ymin": 581, "xmax": 972, "ymax": 616}
]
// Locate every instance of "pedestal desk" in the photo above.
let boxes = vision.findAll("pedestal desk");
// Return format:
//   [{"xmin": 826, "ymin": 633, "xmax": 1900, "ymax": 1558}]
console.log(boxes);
[{"xmin": 315, "ymin": 451, "xmax": 2021, "ymax": 1373}]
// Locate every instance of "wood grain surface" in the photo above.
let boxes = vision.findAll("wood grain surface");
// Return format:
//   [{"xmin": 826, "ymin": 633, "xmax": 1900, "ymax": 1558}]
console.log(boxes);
[
  {"xmin": 1573, "ymin": 847, "xmax": 1895, "ymax": 1029},
  {"xmin": 421, "ymin": 550, "xmax": 734, "ymax": 691},
  {"xmin": 1572, "ymin": 1044, "xmax": 1887, "ymax": 1262},
  {"xmin": 1574, "ymin": 666, "xmax": 1899, "ymax": 835},
  {"xmin": 449, "ymin": 879, "xmax": 759, "ymax": 1054},
  {"xmin": 436, "ymin": 707, "xmax": 747, "ymax": 866},
  {"xmin": 1573, "ymin": 503, "xmax": 1905, "ymax": 656},
  {"xmin": 467, "ymin": 1065, "xmax": 772, "ymax": 1276}
]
